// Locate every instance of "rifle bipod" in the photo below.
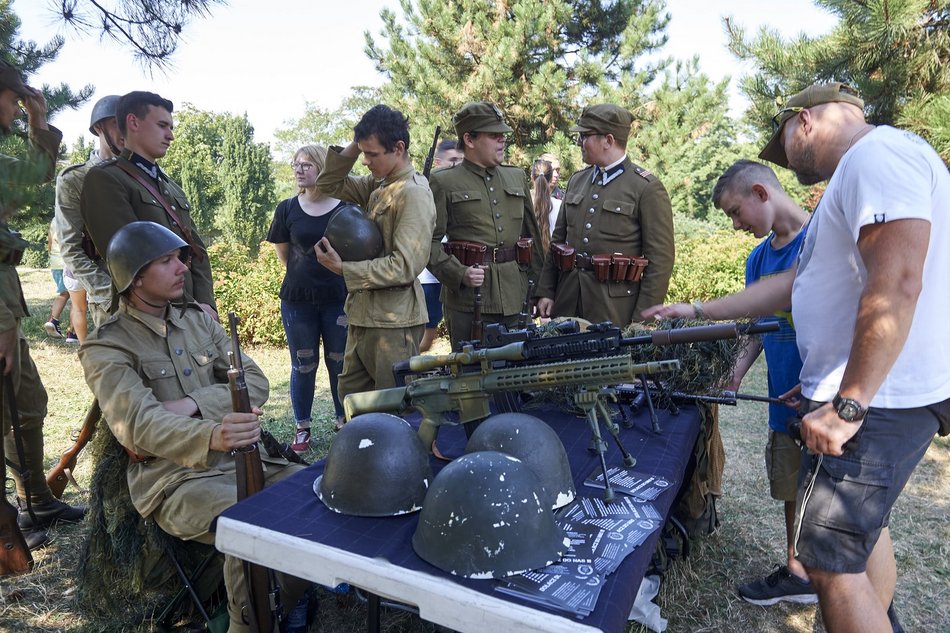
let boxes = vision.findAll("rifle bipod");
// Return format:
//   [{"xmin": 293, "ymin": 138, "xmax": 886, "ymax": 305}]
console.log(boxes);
[{"xmin": 575, "ymin": 387, "xmax": 636, "ymax": 503}]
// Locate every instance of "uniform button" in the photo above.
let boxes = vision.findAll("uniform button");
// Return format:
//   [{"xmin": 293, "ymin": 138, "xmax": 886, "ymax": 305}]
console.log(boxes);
[
  {"xmin": 183, "ymin": 368, "xmax": 192, "ymax": 376},
  {"xmin": 497, "ymin": 226, "xmax": 503, "ymax": 232},
  {"xmin": 486, "ymin": 176, "xmax": 492, "ymax": 181},
  {"xmin": 171, "ymin": 205, "xmax": 177, "ymax": 210},
  {"xmin": 492, "ymin": 199, "xmax": 498, "ymax": 204},
  {"xmin": 588, "ymin": 208, "xmax": 595, "ymax": 215},
  {"xmin": 175, "ymin": 348, "xmax": 183, "ymax": 356},
  {"xmin": 489, "ymin": 187, "xmax": 495, "ymax": 192},
  {"xmin": 582, "ymin": 237, "xmax": 589, "ymax": 244},
  {"xmin": 585, "ymin": 223, "xmax": 592, "ymax": 229},
  {"xmin": 160, "ymin": 368, "xmax": 167, "ymax": 376},
  {"xmin": 495, "ymin": 213, "xmax": 501, "ymax": 219},
  {"xmin": 592, "ymin": 194, "xmax": 599, "ymax": 200},
  {"xmin": 463, "ymin": 194, "xmax": 469, "ymax": 199}
]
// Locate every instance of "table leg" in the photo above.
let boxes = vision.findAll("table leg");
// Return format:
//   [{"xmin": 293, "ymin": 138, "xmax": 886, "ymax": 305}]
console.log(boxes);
[{"xmin": 367, "ymin": 591, "xmax": 380, "ymax": 633}]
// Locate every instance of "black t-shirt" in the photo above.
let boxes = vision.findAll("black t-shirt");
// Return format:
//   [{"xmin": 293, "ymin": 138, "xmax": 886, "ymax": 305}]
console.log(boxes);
[{"xmin": 266, "ymin": 197, "xmax": 347, "ymax": 304}]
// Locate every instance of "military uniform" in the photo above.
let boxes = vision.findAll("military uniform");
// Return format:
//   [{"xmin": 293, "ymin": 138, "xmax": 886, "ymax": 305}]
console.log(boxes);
[
  {"xmin": 316, "ymin": 148, "xmax": 436, "ymax": 397},
  {"xmin": 538, "ymin": 104, "xmax": 674, "ymax": 325},
  {"xmin": 429, "ymin": 161, "xmax": 543, "ymax": 347},
  {"xmin": 79, "ymin": 301, "xmax": 306, "ymax": 632},
  {"xmin": 53, "ymin": 156, "xmax": 113, "ymax": 325},
  {"xmin": 1, "ymin": 124, "xmax": 64, "ymax": 506},
  {"xmin": 80, "ymin": 150, "xmax": 216, "ymax": 310}
]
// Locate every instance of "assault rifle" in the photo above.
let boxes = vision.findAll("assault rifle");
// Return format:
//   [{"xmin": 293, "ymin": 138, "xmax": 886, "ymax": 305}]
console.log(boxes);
[
  {"xmin": 47, "ymin": 400, "xmax": 100, "ymax": 498},
  {"xmin": 345, "ymin": 343, "xmax": 680, "ymax": 500},
  {"xmin": 227, "ymin": 313, "xmax": 281, "ymax": 633},
  {"xmin": 1, "ymin": 362, "xmax": 32, "ymax": 576}
]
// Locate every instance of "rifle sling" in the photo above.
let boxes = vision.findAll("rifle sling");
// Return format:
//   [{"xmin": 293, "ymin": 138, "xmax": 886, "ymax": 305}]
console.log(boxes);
[{"xmin": 114, "ymin": 161, "xmax": 206, "ymax": 262}]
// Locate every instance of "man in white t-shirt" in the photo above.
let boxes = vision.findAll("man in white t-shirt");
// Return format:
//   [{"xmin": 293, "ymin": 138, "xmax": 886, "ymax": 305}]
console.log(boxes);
[{"xmin": 645, "ymin": 82, "xmax": 949, "ymax": 633}]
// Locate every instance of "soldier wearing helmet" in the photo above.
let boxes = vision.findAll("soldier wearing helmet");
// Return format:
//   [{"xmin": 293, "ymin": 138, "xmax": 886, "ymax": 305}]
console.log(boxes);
[
  {"xmin": 80, "ymin": 91, "xmax": 217, "ymax": 321},
  {"xmin": 1, "ymin": 58, "xmax": 86, "ymax": 552},
  {"xmin": 79, "ymin": 221, "xmax": 312, "ymax": 632},
  {"xmin": 53, "ymin": 94, "xmax": 126, "ymax": 333}
]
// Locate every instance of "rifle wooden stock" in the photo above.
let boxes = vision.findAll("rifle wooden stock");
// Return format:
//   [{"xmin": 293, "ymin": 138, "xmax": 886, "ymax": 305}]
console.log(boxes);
[
  {"xmin": 47, "ymin": 400, "xmax": 101, "ymax": 498},
  {"xmin": 0, "ymin": 363, "xmax": 32, "ymax": 576},
  {"xmin": 227, "ymin": 313, "xmax": 279, "ymax": 633}
]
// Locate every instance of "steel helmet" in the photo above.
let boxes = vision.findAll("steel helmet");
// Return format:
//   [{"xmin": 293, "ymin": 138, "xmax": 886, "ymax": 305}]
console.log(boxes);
[
  {"xmin": 322, "ymin": 203, "xmax": 384, "ymax": 261},
  {"xmin": 106, "ymin": 221, "xmax": 189, "ymax": 294},
  {"xmin": 465, "ymin": 413, "xmax": 576, "ymax": 510},
  {"xmin": 412, "ymin": 451, "xmax": 569, "ymax": 579},
  {"xmin": 89, "ymin": 95, "xmax": 121, "ymax": 136},
  {"xmin": 314, "ymin": 413, "xmax": 432, "ymax": 517}
]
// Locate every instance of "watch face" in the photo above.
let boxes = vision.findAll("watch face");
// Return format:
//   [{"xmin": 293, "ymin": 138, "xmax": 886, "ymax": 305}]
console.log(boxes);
[{"xmin": 840, "ymin": 402, "xmax": 861, "ymax": 420}]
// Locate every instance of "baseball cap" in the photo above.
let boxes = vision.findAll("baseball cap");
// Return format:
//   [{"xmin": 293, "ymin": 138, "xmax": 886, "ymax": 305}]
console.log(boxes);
[
  {"xmin": 569, "ymin": 104, "xmax": 634, "ymax": 144},
  {"xmin": 0, "ymin": 59, "xmax": 29, "ymax": 97},
  {"xmin": 759, "ymin": 82, "xmax": 865, "ymax": 167},
  {"xmin": 453, "ymin": 102, "xmax": 513, "ymax": 137}
]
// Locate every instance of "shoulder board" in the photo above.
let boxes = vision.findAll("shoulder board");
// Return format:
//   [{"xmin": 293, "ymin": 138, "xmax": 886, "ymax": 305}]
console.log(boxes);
[
  {"xmin": 632, "ymin": 164, "xmax": 654, "ymax": 181},
  {"xmin": 411, "ymin": 172, "xmax": 431, "ymax": 186},
  {"xmin": 59, "ymin": 163, "xmax": 85, "ymax": 176}
]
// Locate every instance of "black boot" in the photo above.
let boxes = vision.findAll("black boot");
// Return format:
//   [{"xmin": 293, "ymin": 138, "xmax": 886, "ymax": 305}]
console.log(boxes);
[
  {"xmin": 17, "ymin": 497, "xmax": 87, "ymax": 530},
  {"xmin": 24, "ymin": 528, "xmax": 50, "ymax": 551},
  {"xmin": 887, "ymin": 602, "xmax": 905, "ymax": 633}
]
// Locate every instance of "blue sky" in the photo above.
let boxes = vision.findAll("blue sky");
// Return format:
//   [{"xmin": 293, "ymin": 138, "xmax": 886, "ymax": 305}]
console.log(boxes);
[{"xmin": 14, "ymin": 0, "xmax": 836, "ymax": 151}]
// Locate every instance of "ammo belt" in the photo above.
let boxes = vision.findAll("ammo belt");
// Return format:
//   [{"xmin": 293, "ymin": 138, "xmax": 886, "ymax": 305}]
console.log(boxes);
[
  {"xmin": 550, "ymin": 243, "xmax": 648, "ymax": 283},
  {"xmin": 444, "ymin": 240, "xmax": 519, "ymax": 265}
]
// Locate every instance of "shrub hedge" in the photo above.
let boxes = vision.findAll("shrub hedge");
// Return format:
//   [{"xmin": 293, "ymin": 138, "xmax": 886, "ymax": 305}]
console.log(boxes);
[{"xmin": 211, "ymin": 229, "xmax": 762, "ymax": 345}]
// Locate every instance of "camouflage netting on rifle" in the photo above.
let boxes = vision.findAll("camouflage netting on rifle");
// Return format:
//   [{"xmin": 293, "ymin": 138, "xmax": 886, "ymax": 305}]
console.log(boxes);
[
  {"xmin": 76, "ymin": 426, "xmax": 221, "ymax": 625},
  {"xmin": 523, "ymin": 317, "xmax": 751, "ymax": 412}
]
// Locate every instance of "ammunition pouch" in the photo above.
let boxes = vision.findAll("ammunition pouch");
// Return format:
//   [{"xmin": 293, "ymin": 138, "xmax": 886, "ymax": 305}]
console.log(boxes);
[
  {"xmin": 515, "ymin": 237, "xmax": 534, "ymax": 265},
  {"xmin": 551, "ymin": 243, "xmax": 649, "ymax": 283},
  {"xmin": 444, "ymin": 240, "xmax": 522, "ymax": 266},
  {"xmin": 591, "ymin": 254, "xmax": 612, "ymax": 283},
  {"xmin": 550, "ymin": 242, "xmax": 575, "ymax": 272}
]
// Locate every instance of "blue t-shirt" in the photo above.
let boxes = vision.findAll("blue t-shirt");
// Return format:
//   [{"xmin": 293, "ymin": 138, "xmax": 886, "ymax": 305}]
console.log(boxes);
[
  {"xmin": 745, "ymin": 227, "xmax": 807, "ymax": 433},
  {"xmin": 266, "ymin": 197, "xmax": 347, "ymax": 304}
]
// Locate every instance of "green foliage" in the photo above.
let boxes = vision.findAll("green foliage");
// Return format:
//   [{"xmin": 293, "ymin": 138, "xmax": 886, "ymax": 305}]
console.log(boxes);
[
  {"xmin": 666, "ymin": 226, "xmax": 759, "ymax": 303},
  {"xmin": 209, "ymin": 241, "xmax": 286, "ymax": 346},
  {"xmin": 727, "ymin": 0, "xmax": 950, "ymax": 163}
]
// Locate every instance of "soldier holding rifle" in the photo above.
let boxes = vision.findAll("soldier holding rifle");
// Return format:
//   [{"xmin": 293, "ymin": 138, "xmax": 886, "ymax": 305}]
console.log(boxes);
[
  {"xmin": 0, "ymin": 59, "xmax": 85, "ymax": 556},
  {"xmin": 427, "ymin": 102, "xmax": 543, "ymax": 350},
  {"xmin": 80, "ymin": 222, "xmax": 311, "ymax": 632}
]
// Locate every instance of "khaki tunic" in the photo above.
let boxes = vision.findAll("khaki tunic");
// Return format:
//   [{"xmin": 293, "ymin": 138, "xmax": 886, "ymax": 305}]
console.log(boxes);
[
  {"xmin": 428, "ymin": 160, "xmax": 543, "ymax": 317},
  {"xmin": 53, "ymin": 156, "xmax": 113, "ymax": 308},
  {"xmin": 537, "ymin": 158, "xmax": 675, "ymax": 325},
  {"xmin": 80, "ymin": 150, "xmax": 216, "ymax": 309}
]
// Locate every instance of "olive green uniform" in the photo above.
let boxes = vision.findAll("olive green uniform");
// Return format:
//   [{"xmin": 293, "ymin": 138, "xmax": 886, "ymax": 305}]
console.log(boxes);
[
  {"xmin": 0, "ymin": 124, "xmax": 63, "ymax": 505},
  {"xmin": 537, "ymin": 158, "xmax": 675, "ymax": 325},
  {"xmin": 53, "ymin": 156, "xmax": 112, "ymax": 325},
  {"xmin": 428, "ymin": 160, "xmax": 543, "ymax": 349},
  {"xmin": 316, "ymin": 148, "xmax": 436, "ymax": 397},
  {"xmin": 80, "ymin": 150, "xmax": 216, "ymax": 310},
  {"xmin": 79, "ymin": 301, "xmax": 306, "ymax": 633}
]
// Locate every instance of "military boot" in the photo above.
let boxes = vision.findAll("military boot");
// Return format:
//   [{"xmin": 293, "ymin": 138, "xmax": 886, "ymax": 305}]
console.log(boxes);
[{"xmin": 8, "ymin": 426, "xmax": 87, "ymax": 530}]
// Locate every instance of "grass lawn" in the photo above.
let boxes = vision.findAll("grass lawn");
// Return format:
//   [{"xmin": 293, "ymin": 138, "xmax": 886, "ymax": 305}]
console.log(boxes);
[{"xmin": 2, "ymin": 267, "xmax": 947, "ymax": 632}]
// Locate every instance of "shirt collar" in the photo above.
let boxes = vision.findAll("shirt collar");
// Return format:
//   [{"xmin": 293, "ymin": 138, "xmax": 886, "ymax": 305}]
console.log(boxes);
[
  {"xmin": 461, "ymin": 158, "xmax": 495, "ymax": 178},
  {"xmin": 122, "ymin": 149, "xmax": 160, "ymax": 180},
  {"xmin": 592, "ymin": 156, "xmax": 627, "ymax": 186},
  {"xmin": 381, "ymin": 163, "xmax": 415, "ymax": 186}
]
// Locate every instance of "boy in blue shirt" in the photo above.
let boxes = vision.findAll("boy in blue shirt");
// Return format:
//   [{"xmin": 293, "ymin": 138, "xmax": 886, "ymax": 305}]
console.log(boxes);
[{"xmin": 712, "ymin": 160, "xmax": 813, "ymax": 605}]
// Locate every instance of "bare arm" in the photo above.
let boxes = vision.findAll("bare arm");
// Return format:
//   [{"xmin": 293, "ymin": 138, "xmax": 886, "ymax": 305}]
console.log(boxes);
[
  {"xmin": 642, "ymin": 268, "xmax": 796, "ymax": 321},
  {"xmin": 272, "ymin": 242, "xmax": 289, "ymax": 266}
]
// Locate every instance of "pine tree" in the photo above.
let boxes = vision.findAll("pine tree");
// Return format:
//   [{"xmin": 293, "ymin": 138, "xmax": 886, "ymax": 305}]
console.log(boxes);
[
  {"xmin": 727, "ymin": 0, "xmax": 950, "ymax": 162},
  {"xmin": 218, "ymin": 115, "xmax": 275, "ymax": 250}
]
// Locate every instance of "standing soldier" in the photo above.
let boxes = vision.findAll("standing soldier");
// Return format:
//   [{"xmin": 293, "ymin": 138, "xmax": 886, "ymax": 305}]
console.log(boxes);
[
  {"xmin": 0, "ymin": 59, "xmax": 86, "ymax": 551},
  {"xmin": 315, "ymin": 105, "xmax": 436, "ymax": 398},
  {"xmin": 54, "ymin": 95, "xmax": 125, "ymax": 331},
  {"xmin": 428, "ymin": 102, "xmax": 543, "ymax": 350},
  {"xmin": 537, "ymin": 104, "xmax": 675, "ymax": 326},
  {"xmin": 80, "ymin": 91, "xmax": 216, "ymax": 318}
]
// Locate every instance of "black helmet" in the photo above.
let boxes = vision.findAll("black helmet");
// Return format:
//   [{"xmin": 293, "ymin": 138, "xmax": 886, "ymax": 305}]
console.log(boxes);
[
  {"xmin": 314, "ymin": 413, "xmax": 432, "ymax": 516},
  {"xmin": 465, "ymin": 413, "xmax": 576, "ymax": 510},
  {"xmin": 412, "ymin": 451, "xmax": 569, "ymax": 578},
  {"xmin": 106, "ymin": 221, "xmax": 189, "ymax": 294},
  {"xmin": 323, "ymin": 203, "xmax": 384, "ymax": 261},
  {"xmin": 89, "ymin": 95, "xmax": 121, "ymax": 136}
]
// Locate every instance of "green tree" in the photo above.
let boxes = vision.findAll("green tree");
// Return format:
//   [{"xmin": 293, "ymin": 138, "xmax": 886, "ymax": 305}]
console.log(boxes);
[
  {"xmin": 727, "ymin": 0, "xmax": 950, "ymax": 163},
  {"xmin": 218, "ymin": 115, "xmax": 276, "ymax": 249}
]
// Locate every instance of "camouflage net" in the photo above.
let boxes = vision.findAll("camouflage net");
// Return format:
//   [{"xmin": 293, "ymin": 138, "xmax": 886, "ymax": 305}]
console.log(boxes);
[{"xmin": 76, "ymin": 425, "xmax": 221, "ymax": 625}]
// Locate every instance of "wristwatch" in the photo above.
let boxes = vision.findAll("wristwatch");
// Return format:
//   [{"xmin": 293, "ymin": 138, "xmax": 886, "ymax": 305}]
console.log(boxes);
[{"xmin": 833, "ymin": 393, "xmax": 868, "ymax": 422}]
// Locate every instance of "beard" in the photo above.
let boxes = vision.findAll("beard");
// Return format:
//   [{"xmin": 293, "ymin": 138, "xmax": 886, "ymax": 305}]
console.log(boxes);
[{"xmin": 791, "ymin": 143, "xmax": 824, "ymax": 186}]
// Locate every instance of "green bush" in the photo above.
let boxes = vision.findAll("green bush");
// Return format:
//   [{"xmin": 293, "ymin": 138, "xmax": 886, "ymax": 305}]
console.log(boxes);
[
  {"xmin": 667, "ymin": 228, "xmax": 760, "ymax": 303},
  {"xmin": 210, "ymin": 241, "xmax": 286, "ymax": 345}
]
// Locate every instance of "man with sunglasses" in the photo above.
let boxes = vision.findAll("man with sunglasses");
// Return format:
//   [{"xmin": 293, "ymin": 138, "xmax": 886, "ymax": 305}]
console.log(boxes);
[
  {"xmin": 646, "ymin": 82, "xmax": 950, "ymax": 633},
  {"xmin": 1, "ymin": 59, "xmax": 86, "ymax": 551},
  {"xmin": 427, "ymin": 101, "xmax": 543, "ymax": 351},
  {"xmin": 80, "ymin": 91, "xmax": 216, "ymax": 319},
  {"xmin": 537, "ymin": 104, "xmax": 674, "ymax": 326}
]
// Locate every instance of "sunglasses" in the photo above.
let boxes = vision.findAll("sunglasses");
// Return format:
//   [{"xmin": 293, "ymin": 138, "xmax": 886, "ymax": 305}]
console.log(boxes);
[{"xmin": 771, "ymin": 106, "xmax": 805, "ymax": 132}]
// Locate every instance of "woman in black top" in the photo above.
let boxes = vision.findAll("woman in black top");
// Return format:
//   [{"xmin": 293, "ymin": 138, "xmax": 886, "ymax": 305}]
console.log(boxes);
[{"xmin": 267, "ymin": 144, "xmax": 348, "ymax": 452}]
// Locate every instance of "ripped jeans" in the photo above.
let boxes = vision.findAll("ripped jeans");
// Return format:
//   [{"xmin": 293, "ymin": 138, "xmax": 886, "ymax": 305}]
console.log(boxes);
[{"xmin": 281, "ymin": 299, "xmax": 348, "ymax": 421}]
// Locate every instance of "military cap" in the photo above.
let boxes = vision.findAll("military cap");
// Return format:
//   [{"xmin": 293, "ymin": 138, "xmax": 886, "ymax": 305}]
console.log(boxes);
[
  {"xmin": 0, "ymin": 59, "xmax": 28, "ymax": 96},
  {"xmin": 760, "ymin": 82, "xmax": 865, "ymax": 167},
  {"xmin": 569, "ymin": 104, "xmax": 634, "ymax": 144},
  {"xmin": 453, "ymin": 101, "xmax": 513, "ymax": 138}
]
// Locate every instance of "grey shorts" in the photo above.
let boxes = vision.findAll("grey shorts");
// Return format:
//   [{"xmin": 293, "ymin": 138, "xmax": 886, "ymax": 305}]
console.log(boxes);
[
  {"xmin": 766, "ymin": 430, "xmax": 802, "ymax": 502},
  {"xmin": 793, "ymin": 398, "xmax": 945, "ymax": 574}
]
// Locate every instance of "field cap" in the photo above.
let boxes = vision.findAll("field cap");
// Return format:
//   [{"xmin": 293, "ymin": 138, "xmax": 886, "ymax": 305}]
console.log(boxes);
[
  {"xmin": 453, "ymin": 102, "xmax": 513, "ymax": 137},
  {"xmin": 0, "ymin": 59, "xmax": 28, "ymax": 96},
  {"xmin": 569, "ymin": 104, "xmax": 634, "ymax": 144},
  {"xmin": 760, "ymin": 82, "xmax": 865, "ymax": 167}
]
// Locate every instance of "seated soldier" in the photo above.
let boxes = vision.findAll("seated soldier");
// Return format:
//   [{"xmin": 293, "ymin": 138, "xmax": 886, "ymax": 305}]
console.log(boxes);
[{"xmin": 79, "ymin": 221, "xmax": 311, "ymax": 633}]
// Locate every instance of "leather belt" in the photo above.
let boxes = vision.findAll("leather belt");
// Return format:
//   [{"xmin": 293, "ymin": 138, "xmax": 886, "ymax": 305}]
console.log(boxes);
[{"xmin": 476, "ymin": 245, "xmax": 518, "ymax": 265}]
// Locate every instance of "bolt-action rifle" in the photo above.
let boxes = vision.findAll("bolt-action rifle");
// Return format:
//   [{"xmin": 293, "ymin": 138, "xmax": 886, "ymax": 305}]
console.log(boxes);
[
  {"xmin": 227, "ymin": 313, "xmax": 281, "ymax": 633},
  {"xmin": 46, "ymin": 400, "xmax": 100, "ymax": 498}
]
